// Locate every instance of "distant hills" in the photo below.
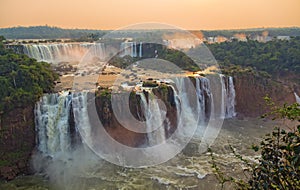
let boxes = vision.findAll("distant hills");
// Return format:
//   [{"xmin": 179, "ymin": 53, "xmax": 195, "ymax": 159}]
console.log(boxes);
[
  {"xmin": 0, "ymin": 26, "xmax": 300, "ymax": 39},
  {"xmin": 0, "ymin": 26, "xmax": 107, "ymax": 39}
]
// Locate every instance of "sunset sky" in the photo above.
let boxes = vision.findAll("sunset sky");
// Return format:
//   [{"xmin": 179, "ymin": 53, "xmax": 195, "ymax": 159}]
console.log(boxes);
[{"xmin": 0, "ymin": 0, "xmax": 299, "ymax": 30}]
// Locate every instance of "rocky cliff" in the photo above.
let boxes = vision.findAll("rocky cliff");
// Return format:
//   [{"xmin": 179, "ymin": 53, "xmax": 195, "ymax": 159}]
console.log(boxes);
[
  {"xmin": 0, "ymin": 74, "xmax": 298, "ymax": 180},
  {"xmin": 0, "ymin": 106, "xmax": 35, "ymax": 180},
  {"xmin": 233, "ymin": 73, "xmax": 296, "ymax": 118},
  {"xmin": 94, "ymin": 85, "xmax": 179, "ymax": 147}
]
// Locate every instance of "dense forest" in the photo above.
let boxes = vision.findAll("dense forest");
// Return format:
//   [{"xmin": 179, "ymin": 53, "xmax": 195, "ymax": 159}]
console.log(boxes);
[
  {"xmin": 0, "ymin": 36, "xmax": 58, "ymax": 113},
  {"xmin": 202, "ymin": 27, "xmax": 300, "ymax": 38},
  {"xmin": 208, "ymin": 37, "xmax": 300, "ymax": 77}
]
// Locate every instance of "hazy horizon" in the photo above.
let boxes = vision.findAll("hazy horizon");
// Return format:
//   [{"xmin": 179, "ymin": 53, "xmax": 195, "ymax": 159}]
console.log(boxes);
[
  {"xmin": 1, "ymin": 24, "xmax": 300, "ymax": 31},
  {"xmin": 1, "ymin": 0, "xmax": 299, "ymax": 30}
]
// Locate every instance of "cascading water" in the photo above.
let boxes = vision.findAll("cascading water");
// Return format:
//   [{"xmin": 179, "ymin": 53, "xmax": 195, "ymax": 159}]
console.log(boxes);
[
  {"xmin": 71, "ymin": 91, "xmax": 93, "ymax": 145},
  {"xmin": 133, "ymin": 77, "xmax": 218, "ymax": 146},
  {"xmin": 220, "ymin": 74, "xmax": 226, "ymax": 119},
  {"xmin": 34, "ymin": 76, "xmax": 236, "ymax": 157},
  {"xmin": 8, "ymin": 43, "xmax": 106, "ymax": 63},
  {"xmin": 35, "ymin": 91, "xmax": 72, "ymax": 156},
  {"xmin": 35, "ymin": 91, "xmax": 93, "ymax": 158},
  {"xmin": 137, "ymin": 91, "xmax": 167, "ymax": 146},
  {"xmin": 120, "ymin": 42, "xmax": 143, "ymax": 57},
  {"xmin": 8, "ymin": 41, "xmax": 144, "ymax": 63},
  {"xmin": 226, "ymin": 76, "xmax": 236, "ymax": 118},
  {"xmin": 139, "ymin": 42, "xmax": 143, "ymax": 57},
  {"xmin": 195, "ymin": 77, "xmax": 213, "ymax": 124},
  {"xmin": 219, "ymin": 74, "xmax": 236, "ymax": 118},
  {"xmin": 172, "ymin": 77, "xmax": 200, "ymax": 138},
  {"xmin": 294, "ymin": 92, "xmax": 300, "ymax": 104}
]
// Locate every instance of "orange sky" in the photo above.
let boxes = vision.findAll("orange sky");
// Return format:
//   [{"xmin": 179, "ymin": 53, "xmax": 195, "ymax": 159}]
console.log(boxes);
[{"xmin": 0, "ymin": 0, "xmax": 299, "ymax": 30}]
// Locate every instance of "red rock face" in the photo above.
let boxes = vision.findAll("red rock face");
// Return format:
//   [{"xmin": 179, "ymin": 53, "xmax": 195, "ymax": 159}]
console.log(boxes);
[
  {"xmin": 94, "ymin": 86, "xmax": 179, "ymax": 147},
  {"xmin": 234, "ymin": 74, "xmax": 296, "ymax": 118},
  {"xmin": 0, "ymin": 106, "xmax": 35, "ymax": 180},
  {"xmin": 94, "ymin": 93, "xmax": 147, "ymax": 147}
]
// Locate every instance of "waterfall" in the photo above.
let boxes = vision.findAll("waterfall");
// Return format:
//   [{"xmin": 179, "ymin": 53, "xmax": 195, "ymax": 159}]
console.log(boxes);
[
  {"xmin": 71, "ymin": 91, "xmax": 93, "ymax": 145},
  {"xmin": 35, "ymin": 91, "xmax": 93, "ymax": 157},
  {"xmin": 172, "ymin": 77, "xmax": 200, "ymax": 137},
  {"xmin": 295, "ymin": 92, "xmax": 300, "ymax": 104},
  {"xmin": 134, "ymin": 77, "xmax": 217, "ymax": 146},
  {"xmin": 135, "ymin": 77, "xmax": 214, "ymax": 145},
  {"xmin": 195, "ymin": 77, "xmax": 213, "ymax": 124},
  {"xmin": 35, "ymin": 91, "xmax": 72, "ymax": 156},
  {"xmin": 8, "ymin": 43, "xmax": 106, "ymax": 63},
  {"xmin": 219, "ymin": 75, "xmax": 236, "ymax": 118},
  {"xmin": 139, "ymin": 42, "xmax": 143, "ymax": 57},
  {"xmin": 133, "ymin": 42, "xmax": 137, "ymax": 57},
  {"xmin": 226, "ymin": 76, "xmax": 236, "ymax": 118},
  {"xmin": 8, "ymin": 42, "xmax": 145, "ymax": 62},
  {"xmin": 220, "ymin": 74, "xmax": 226, "ymax": 119},
  {"xmin": 34, "ymin": 76, "xmax": 236, "ymax": 157},
  {"xmin": 137, "ymin": 91, "xmax": 167, "ymax": 146},
  {"xmin": 120, "ymin": 42, "xmax": 142, "ymax": 57}
]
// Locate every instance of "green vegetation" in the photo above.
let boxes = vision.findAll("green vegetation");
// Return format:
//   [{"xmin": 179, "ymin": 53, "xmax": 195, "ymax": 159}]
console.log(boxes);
[
  {"xmin": 208, "ymin": 37, "xmax": 300, "ymax": 75},
  {"xmin": 202, "ymin": 27, "xmax": 300, "ymax": 38},
  {"xmin": 109, "ymin": 44, "xmax": 200, "ymax": 72},
  {"xmin": 0, "ymin": 36, "xmax": 57, "ymax": 180},
  {"xmin": 95, "ymin": 88, "xmax": 112, "ymax": 100},
  {"xmin": 109, "ymin": 55, "xmax": 139, "ymax": 69},
  {"xmin": 0, "ymin": 36, "xmax": 58, "ymax": 113},
  {"xmin": 220, "ymin": 64, "xmax": 272, "ymax": 80},
  {"xmin": 158, "ymin": 83, "xmax": 168, "ymax": 93},
  {"xmin": 111, "ymin": 36, "xmax": 300, "ymax": 74},
  {"xmin": 0, "ymin": 26, "xmax": 106, "ymax": 39},
  {"xmin": 99, "ymin": 88, "xmax": 112, "ymax": 100},
  {"xmin": 251, "ymin": 98, "xmax": 300, "ymax": 189},
  {"xmin": 142, "ymin": 81, "xmax": 159, "ymax": 88},
  {"xmin": 159, "ymin": 47, "xmax": 199, "ymax": 71},
  {"xmin": 210, "ymin": 98, "xmax": 300, "ymax": 189}
]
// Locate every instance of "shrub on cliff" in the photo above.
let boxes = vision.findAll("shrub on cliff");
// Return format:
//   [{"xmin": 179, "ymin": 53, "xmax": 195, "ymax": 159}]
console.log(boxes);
[
  {"xmin": 0, "ymin": 36, "xmax": 58, "ymax": 113},
  {"xmin": 142, "ymin": 81, "xmax": 158, "ymax": 87}
]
